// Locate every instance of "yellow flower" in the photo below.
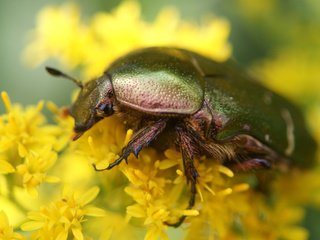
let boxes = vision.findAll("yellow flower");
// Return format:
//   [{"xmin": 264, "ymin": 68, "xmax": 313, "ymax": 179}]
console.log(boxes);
[
  {"xmin": 21, "ymin": 186, "xmax": 105, "ymax": 240},
  {"xmin": 16, "ymin": 146, "xmax": 60, "ymax": 197},
  {"xmin": 24, "ymin": 1, "xmax": 231, "ymax": 79},
  {"xmin": 0, "ymin": 92, "xmax": 66, "ymax": 197},
  {"xmin": 23, "ymin": 4, "xmax": 91, "ymax": 69},
  {"xmin": 255, "ymin": 50, "xmax": 320, "ymax": 105},
  {"xmin": 239, "ymin": 195, "xmax": 308, "ymax": 240},
  {"xmin": 0, "ymin": 92, "xmax": 51, "ymax": 158},
  {"xmin": 0, "ymin": 155, "xmax": 15, "ymax": 174},
  {"xmin": 0, "ymin": 211, "xmax": 25, "ymax": 240}
]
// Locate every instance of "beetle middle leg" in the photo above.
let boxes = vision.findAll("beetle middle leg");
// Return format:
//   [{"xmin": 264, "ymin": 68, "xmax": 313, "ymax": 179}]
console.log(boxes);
[
  {"xmin": 94, "ymin": 118, "xmax": 168, "ymax": 171},
  {"xmin": 165, "ymin": 125, "xmax": 199, "ymax": 227}
]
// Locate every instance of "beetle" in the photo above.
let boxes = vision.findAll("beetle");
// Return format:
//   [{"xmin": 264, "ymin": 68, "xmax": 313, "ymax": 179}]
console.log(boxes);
[{"xmin": 46, "ymin": 47, "xmax": 317, "ymax": 227}]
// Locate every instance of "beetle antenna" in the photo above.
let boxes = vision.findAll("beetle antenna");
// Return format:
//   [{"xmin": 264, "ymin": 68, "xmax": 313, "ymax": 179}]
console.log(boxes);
[{"xmin": 45, "ymin": 66, "xmax": 84, "ymax": 89}]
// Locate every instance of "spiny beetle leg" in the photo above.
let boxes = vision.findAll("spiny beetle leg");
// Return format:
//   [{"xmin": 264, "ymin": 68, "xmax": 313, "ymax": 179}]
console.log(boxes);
[
  {"xmin": 106, "ymin": 155, "xmax": 128, "ymax": 170},
  {"xmin": 93, "ymin": 118, "xmax": 168, "ymax": 171},
  {"xmin": 176, "ymin": 125, "xmax": 199, "ymax": 185},
  {"xmin": 165, "ymin": 125, "xmax": 199, "ymax": 227}
]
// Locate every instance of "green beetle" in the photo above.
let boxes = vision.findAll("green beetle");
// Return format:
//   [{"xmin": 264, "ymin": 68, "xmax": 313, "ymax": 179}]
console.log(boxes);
[{"xmin": 46, "ymin": 47, "xmax": 317, "ymax": 227}]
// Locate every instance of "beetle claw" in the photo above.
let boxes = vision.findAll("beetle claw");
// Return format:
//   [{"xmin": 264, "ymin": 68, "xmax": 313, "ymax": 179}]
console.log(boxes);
[
  {"xmin": 92, "ymin": 163, "xmax": 107, "ymax": 171},
  {"xmin": 165, "ymin": 180, "xmax": 197, "ymax": 227}
]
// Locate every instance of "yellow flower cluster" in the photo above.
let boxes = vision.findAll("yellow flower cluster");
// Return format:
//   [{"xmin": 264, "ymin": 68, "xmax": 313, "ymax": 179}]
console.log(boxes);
[
  {"xmin": 0, "ymin": 92, "xmax": 61, "ymax": 196},
  {"xmin": 1, "ymin": 1, "xmax": 319, "ymax": 239},
  {"xmin": 255, "ymin": 51, "xmax": 320, "ymax": 105},
  {"xmin": 24, "ymin": 1, "xmax": 231, "ymax": 79},
  {"xmin": 21, "ymin": 186, "xmax": 105, "ymax": 240},
  {"xmin": 0, "ymin": 211, "xmax": 25, "ymax": 240}
]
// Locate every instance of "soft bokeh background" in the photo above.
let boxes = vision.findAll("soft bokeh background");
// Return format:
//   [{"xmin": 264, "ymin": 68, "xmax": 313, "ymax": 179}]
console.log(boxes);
[{"xmin": 1, "ymin": 0, "xmax": 319, "ymax": 239}]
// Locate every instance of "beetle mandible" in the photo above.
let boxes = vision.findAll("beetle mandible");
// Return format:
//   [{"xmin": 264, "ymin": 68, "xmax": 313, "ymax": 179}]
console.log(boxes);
[{"xmin": 46, "ymin": 47, "xmax": 317, "ymax": 227}]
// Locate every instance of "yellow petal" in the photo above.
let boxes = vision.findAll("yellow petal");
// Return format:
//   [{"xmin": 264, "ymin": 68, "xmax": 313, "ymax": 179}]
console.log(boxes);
[
  {"xmin": 0, "ymin": 211, "xmax": 9, "ymax": 226},
  {"xmin": 26, "ymin": 212, "xmax": 43, "ymax": 221},
  {"xmin": 164, "ymin": 149, "xmax": 180, "ymax": 159},
  {"xmin": 56, "ymin": 230, "xmax": 68, "ymax": 240},
  {"xmin": 218, "ymin": 165, "xmax": 234, "ymax": 177},
  {"xmin": 95, "ymin": 159, "xmax": 109, "ymax": 170},
  {"xmin": 158, "ymin": 159, "xmax": 178, "ymax": 169},
  {"xmin": 46, "ymin": 101, "xmax": 59, "ymax": 114},
  {"xmin": 18, "ymin": 143, "xmax": 28, "ymax": 158},
  {"xmin": 182, "ymin": 209, "xmax": 199, "ymax": 216},
  {"xmin": 0, "ymin": 160, "xmax": 15, "ymax": 174},
  {"xmin": 124, "ymin": 129, "xmax": 133, "ymax": 145},
  {"xmin": 1, "ymin": 91, "xmax": 12, "ymax": 112},
  {"xmin": 217, "ymin": 187, "xmax": 232, "ymax": 196},
  {"xmin": 83, "ymin": 206, "xmax": 106, "ymax": 217},
  {"xmin": 44, "ymin": 175, "xmax": 60, "ymax": 183},
  {"xmin": 72, "ymin": 227, "xmax": 84, "ymax": 240},
  {"xmin": 78, "ymin": 186, "xmax": 99, "ymax": 206},
  {"xmin": 126, "ymin": 204, "xmax": 146, "ymax": 218},
  {"xmin": 21, "ymin": 221, "xmax": 44, "ymax": 231},
  {"xmin": 233, "ymin": 183, "xmax": 250, "ymax": 192},
  {"xmin": 26, "ymin": 187, "xmax": 38, "ymax": 198},
  {"xmin": 151, "ymin": 209, "xmax": 167, "ymax": 220},
  {"xmin": 145, "ymin": 226, "xmax": 161, "ymax": 240}
]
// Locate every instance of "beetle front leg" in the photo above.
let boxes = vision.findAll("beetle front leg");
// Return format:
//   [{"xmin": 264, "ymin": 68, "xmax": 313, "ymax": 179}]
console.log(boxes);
[
  {"xmin": 165, "ymin": 125, "xmax": 199, "ymax": 227},
  {"xmin": 94, "ymin": 118, "xmax": 168, "ymax": 171}
]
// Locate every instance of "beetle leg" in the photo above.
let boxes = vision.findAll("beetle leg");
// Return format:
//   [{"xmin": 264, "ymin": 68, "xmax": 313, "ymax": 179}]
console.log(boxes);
[
  {"xmin": 96, "ymin": 118, "xmax": 168, "ymax": 171},
  {"xmin": 176, "ymin": 126, "xmax": 200, "ymax": 183},
  {"xmin": 227, "ymin": 134, "xmax": 290, "ymax": 172},
  {"xmin": 165, "ymin": 125, "xmax": 199, "ymax": 227},
  {"xmin": 230, "ymin": 158, "xmax": 272, "ymax": 172}
]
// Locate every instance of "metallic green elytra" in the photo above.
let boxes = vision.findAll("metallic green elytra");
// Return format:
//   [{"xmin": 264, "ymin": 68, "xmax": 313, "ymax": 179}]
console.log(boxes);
[{"xmin": 46, "ymin": 47, "xmax": 317, "ymax": 227}]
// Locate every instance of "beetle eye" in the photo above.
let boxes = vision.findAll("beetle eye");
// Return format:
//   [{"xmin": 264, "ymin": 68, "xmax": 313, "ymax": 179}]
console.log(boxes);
[{"xmin": 95, "ymin": 102, "xmax": 114, "ymax": 117}]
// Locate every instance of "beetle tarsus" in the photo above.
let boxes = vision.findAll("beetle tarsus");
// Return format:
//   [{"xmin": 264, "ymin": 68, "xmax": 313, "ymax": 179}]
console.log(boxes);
[
  {"xmin": 92, "ymin": 163, "xmax": 106, "ymax": 172},
  {"xmin": 165, "ymin": 177, "xmax": 197, "ymax": 227},
  {"xmin": 107, "ymin": 156, "xmax": 126, "ymax": 169}
]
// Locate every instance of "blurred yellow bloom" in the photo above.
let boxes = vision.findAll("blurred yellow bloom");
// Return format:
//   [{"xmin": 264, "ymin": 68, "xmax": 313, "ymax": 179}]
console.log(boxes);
[
  {"xmin": 0, "ymin": 211, "xmax": 25, "ymax": 240},
  {"xmin": 24, "ymin": 4, "xmax": 90, "ymax": 69},
  {"xmin": 255, "ymin": 50, "xmax": 320, "ymax": 105},
  {"xmin": 24, "ymin": 1, "xmax": 231, "ymax": 79},
  {"xmin": 21, "ymin": 186, "xmax": 105, "ymax": 240}
]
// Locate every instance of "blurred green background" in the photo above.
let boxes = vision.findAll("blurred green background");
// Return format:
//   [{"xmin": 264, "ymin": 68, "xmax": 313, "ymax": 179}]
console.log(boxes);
[{"xmin": 1, "ymin": 0, "xmax": 319, "ymax": 238}]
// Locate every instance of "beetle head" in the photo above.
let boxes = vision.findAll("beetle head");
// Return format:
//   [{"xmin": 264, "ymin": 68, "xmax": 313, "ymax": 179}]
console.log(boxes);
[
  {"xmin": 70, "ymin": 75, "xmax": 115, "ymax": 139},
  {"xmin": 46, "ymin": 67, "xmax": 115, "ymax": 140}
]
